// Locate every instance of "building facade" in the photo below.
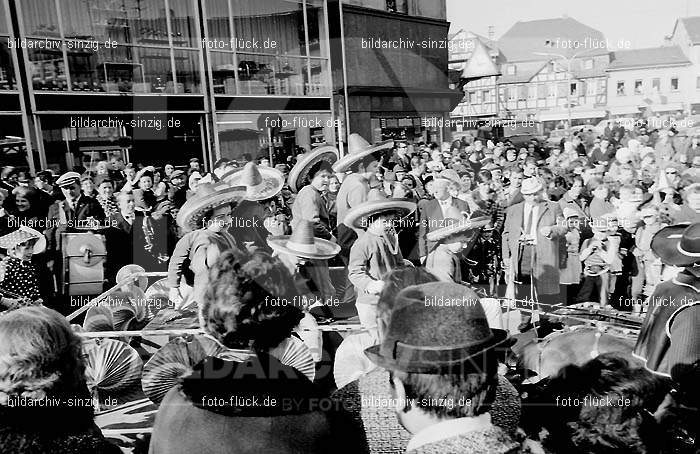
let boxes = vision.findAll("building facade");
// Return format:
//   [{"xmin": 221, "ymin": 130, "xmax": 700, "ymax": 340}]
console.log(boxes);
[
  {"xmin": 605, "ymin": 46, "xmax": 691, "ymax": 117},
  {"xmin": 335, "ymin": 0, "xmax": 459, "ymax": 145},
  {"xmin": 671, "ymin": 16, "xmax": 700, "ymax": 114}
]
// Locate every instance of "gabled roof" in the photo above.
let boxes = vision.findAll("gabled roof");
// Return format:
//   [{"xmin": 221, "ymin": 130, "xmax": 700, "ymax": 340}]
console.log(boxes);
[
  {"xmin": 673, "ymin": 16, "xmax": 700, "ymax": 45},
  {"xmin": 498, "ymin": 17, "xmax": 609, "ymax": 62},
  {"xmin": 607, "ymin": 46, "xmax": 690, "ymax": 71}
]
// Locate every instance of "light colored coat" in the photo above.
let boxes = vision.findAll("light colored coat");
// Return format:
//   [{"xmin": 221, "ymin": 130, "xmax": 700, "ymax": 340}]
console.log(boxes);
[{"xmin": 502, "ymin": 200, "xmax": 566, "ymax": 295}]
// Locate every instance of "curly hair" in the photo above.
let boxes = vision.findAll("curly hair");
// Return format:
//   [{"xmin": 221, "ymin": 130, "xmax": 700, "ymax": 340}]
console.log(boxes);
[
  {"xmin": 0, "ymin": 306, "xmax": 86, "ymax": 401},
  {"xmin": 540, "ymin": 354, "xmax": 671, "ymax": 454},
  {"xmin": 202, "ymin": 250, "xmax": 304, "ymax": 351}
]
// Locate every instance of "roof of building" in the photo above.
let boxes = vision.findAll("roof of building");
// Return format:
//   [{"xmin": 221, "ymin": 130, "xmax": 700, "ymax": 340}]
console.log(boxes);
[
  {"xmin": 674, "ymin": 16, "xmax": 700, "ymax": 44},
  {"xmin": 498, "ymin": 16, "xmax": 609, "ymax": 62},
  {"xmin": 448, "ymin": 29, "xmax": 500, "ymax": 62},
  {"xmin": 498, "ymin": 61, "xmax": 546, "ymax": 84},
  {"xmin": 607, "ymin": 46, "xmax": 691, "ymax": 70}
]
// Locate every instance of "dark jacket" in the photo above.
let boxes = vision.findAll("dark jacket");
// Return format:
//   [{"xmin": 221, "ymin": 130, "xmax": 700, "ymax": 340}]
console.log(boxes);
[
  {"xmin": 149, "ymin": 353, "xmax": 365, "ymax": 454},
  {"xmin": 44, "ymin": 195, "xmax": 105, "ymax": 254},
  {"xmin": 417, "ymin": 197, "xmax": 471, "ymax": 258},
  {"xmin": 0, "ymin": 390, "xmax": 120, "ymax": 454}
]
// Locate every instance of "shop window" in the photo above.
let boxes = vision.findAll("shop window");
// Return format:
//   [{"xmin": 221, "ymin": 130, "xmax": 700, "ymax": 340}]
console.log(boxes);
[
  {"xmin": 27, "ymin": 40, "xmax": 68, "ymax": 91},
  {"xmin": 0, "ymin": 41, "xmax": 17, "ymax": 90}
]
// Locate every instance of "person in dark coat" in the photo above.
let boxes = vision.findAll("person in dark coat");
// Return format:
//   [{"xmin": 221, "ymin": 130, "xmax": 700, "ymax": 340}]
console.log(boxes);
[
  {"xmin": 148, "ymin": 250, "xmax": 365, "ymax": 454},
  {"xmin": 0, "ymin": 306, "xmax": 120, "ymax": 454}
]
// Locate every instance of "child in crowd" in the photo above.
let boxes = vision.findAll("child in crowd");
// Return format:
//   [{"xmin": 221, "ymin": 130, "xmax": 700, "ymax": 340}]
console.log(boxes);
[
  {"xmin": 424, "ymin": 206, "xmax": 481, "ymax": 283},
  {"xmin": 576, "ymin": 216, "xmax": 619, "ymax": 306},
  {"xmin": 559, "ymin": 208, "xmax": 582, "ymax": 304},
  {"xmin": 345, "ymin": 193, "xmax": 415, "ymax": 337},
  {"xmin": 633, "ymin": 206, "xmax": 666, "ymax": 298},
  {"xmin": 0, "ymin": 226, "xmax": 45, "ymax": 310}
]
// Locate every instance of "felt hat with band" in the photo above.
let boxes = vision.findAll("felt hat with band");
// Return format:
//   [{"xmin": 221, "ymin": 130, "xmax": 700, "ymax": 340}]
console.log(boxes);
[
  {"xmin": 365, "ymin": 282, "xmax": 512, "ymax": 374},
  {"xmin": 288, "ymin": 146, "xmax": 338, "ymax": 193},
  {"xmin": 332, "ymin": 133, "xmax": 393, "ymax": 173},
  {"xmin": 267, "ymin": 220, "xmax": 340, "ymax": 260},
  {"xmin": 676, "ymin": 222, "xmax": 700, "ymax": 264},
  {"xmin": 520, "ymin": 177, "xmax": 543, "ymax": 195},
  {"xmin": 221, "ymin": 161, "xmax": 284, "ymax": 201}
]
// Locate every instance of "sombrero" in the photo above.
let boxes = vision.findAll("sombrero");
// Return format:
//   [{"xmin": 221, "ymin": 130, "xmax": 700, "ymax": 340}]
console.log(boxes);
[
  {"xmin": 343, "ymin": 192, "xmax": 415, "ymax": 230},
  {"xmin": 332, "ymin": 133, "xmax": 393, "ymax": 173},
  {"xmin": 426, "ymin": 207, "xmax": 491, "ymax": 243},
  {"xmin": 176, "ymin": 181, "xmax": 246, "ymax": 231},
  {"xmin": 267, "ymin": 220, "xmax": 340, "ymax": 260},
  {"xmin": 288, "ymin": 146, "xmax": 338, "ymax": 193},
  {"xmin": 650, "ymin": 223, "xmax": 697, "ymax": 267},
  {"xmin": 221, "ymin": 161, "xmax": 284, "ymax": 201},
  {"xmin": 0, "ymin": 226, "xmax": 46, "ymax": 254},
  {"xmin": 116, "ymin": 264, "xmax": 148, "ymax": 291}
]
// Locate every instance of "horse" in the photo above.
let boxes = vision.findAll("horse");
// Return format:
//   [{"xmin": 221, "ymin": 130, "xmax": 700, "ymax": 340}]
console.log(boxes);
[{"xmin": 513, "ymin": 325, "xmax": 641, "ymax": 383}]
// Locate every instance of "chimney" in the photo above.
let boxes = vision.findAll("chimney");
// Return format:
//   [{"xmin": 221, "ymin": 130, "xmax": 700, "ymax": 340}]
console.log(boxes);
[{"xmin": 488, "ymin": 25, "xmax": 495, "ymax": 42}]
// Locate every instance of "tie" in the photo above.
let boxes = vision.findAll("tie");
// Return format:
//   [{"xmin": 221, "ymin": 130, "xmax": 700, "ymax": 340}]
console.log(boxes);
[{"xmin": 525, "ymin": 205, "xmax": 534, "ymax": 236}]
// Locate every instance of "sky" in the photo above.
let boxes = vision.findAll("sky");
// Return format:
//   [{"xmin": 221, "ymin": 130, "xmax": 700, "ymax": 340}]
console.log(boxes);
[{"xmin": 446, "ymin": 0, "xmax": 700, "ymax": 49}]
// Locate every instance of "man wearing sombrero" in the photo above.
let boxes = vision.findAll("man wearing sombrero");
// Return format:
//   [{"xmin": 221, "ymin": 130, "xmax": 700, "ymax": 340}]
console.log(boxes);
[
  {"xmin": 425, "ymin": 206, "xmax": 490, "ymax": 283},
  {"xmin": 334, "ymin": 133, "xmax": 394, "ymax": 305},
  {"xmin": 633, "ymin": 222, "xmax": 700, "ymax": 378},
  {"xmin": 345, "ymin": 192, "xmax": 415, "ymax": 335},
  {"xmin": 220, "ymin": 161, "xmax": 285, "ymax": 252}
]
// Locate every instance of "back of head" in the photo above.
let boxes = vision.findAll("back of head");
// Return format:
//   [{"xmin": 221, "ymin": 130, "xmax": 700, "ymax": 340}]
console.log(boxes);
[
  {"xmin": 202, "ymin": 250, "xmax": 304, "ymax": 351},
  {"xmin": 0, "ymin": 306, "xmax": 85, "ymax": 400}
]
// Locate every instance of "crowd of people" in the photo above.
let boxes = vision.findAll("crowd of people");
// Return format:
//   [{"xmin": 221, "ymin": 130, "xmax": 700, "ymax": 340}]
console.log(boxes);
[{"xmin": 0, "ymin": 119, "xmax": 698, "ymax": 453}]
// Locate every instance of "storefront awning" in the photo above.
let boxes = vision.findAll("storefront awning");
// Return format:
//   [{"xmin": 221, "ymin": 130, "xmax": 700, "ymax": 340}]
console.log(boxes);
[
  {"xmin": 537, "ymin": 109, "xmax": 607, "ymax": 122},
  {"xmin": 649, "ymin": 102, "xmax": 684, "ymax": 113},
  {"xmin": 609, "ymin": 105, "xmax": 640, "ymax": 115}
]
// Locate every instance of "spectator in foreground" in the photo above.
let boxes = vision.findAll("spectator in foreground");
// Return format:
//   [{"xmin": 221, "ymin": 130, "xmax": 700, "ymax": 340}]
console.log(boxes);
[{"xmin": 0, "ymin": 306, "xmax": 120, "ymax": 453}]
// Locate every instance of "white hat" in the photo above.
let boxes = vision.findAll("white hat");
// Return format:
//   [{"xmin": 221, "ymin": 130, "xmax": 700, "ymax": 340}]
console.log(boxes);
[
  {"xmin": 520, "ymin": 177, "xmax": 543, "ymax": 195},
  {"xmin": 615, "ymin": 148, "xmax": 632, "ymax": 163}
]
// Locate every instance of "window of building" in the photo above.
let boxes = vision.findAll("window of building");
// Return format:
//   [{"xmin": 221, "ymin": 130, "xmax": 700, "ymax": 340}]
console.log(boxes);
[
  {"xmin": 696, "ymin": 76, "xmax": 700, "ymax": 89},
  {"xmin": 584, "ymin": 59, "xmax": 594, "ymax": 70},
  {"xmin": 617, "ymin": 81, "xmax": 625, "ymax": 96},
  {"xmin": 507, "ymin": 86, "xmax": 516, "ymax": 101},
  {"xmin": 528, "ymin": 85, "xmax": 537, "ymax": 99},
  {"xmin": 537, "ymin": 84, "xmax": 546, "ymax": 99},
  {"xmin": 547, "ymin": 62, "xmax": 555, "ymax": 73},
  {"xmin": 482, "ymin": 89, "xmax": 490, "ymax": 104},
  {"xmin": 652, "ymin": 78, "xmax": 660, "ymax": 92},
  {"xmin": 670, "ymin": 77, "xmax": 679, "ymax": 91},
  {"xmin": 209, "ymin": 0, "xmax": 329, "ymax": 96},
  {"xmin": 634, "ymin": 79, "xmax": 643, "ymax": 94},
  {"xmin": 547, "ymin": 83, "xmax": 557, "ymax": 98},
  {"xmin": 570, "ymin": 82, "xmax": 578, "ymax": 96},
  {"xmin": 467, "ymin": 91, "xmax": 475, "ymax": 103},
  {"xmin": 506, "ymin": 65, "xmax": 516, "ymax": 75},
  {"xmin": 586, "ymin": 80, "xmax": 595, "ymax": 96},
  {"xmin": 18, "ymin": 0, "xmax": 202, "ymax": 93},
  {"xmin": 0, "ymin": 2, "xmax": 17, "ymax": 90}
]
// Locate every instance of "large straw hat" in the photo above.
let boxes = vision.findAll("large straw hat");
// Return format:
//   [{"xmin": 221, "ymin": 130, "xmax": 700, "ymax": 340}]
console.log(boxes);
[
  {"xmin": 332, "ymin": 133, "xmax": 393, "ymax": 173},
  {"xmin": 426, "ymin": 207, "xmax": 490, "ymax": 243},
  {"xmin": 288, "ymin": 146, "xmax": 338, "ymax": 193},
  {"xmin": 267, "ymin": 220, "xmax": 340, "ymax": 260},
  {"xmin": 176, "ymin": 181, "xmax": 246, "ymax": 231},
  {"xmin": 343, "ymin": 191, "xmax": 415, "ymax": 230},
  {"xmin": 220, "ymin": 161, "xmax": 284, "ymax": 201},
  {"xmin": 0, "ymin": 226, "xmax": 46, "ymax": 254}
]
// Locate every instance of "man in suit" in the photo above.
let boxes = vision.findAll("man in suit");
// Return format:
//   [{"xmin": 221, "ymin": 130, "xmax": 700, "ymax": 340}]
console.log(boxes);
[
  {"xmin": 418, "ymin": 173, "xmax": 473, "ymax": 265},
  {"xmin": 389, "ymin": 142, "xmax": 411, "ymax": 171},
  {"xmin": 502, "ymin": 177, "xmax": 567, "ymax": 332},
  {"xmin": 44, "ymin": 172, "xmax": 106, "ymax": 301}
]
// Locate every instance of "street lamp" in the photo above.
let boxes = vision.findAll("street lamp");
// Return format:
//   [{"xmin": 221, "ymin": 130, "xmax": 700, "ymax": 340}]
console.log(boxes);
[{"xmin": 534, "ymin": 49, "xmax": 590, "ymax": 139}]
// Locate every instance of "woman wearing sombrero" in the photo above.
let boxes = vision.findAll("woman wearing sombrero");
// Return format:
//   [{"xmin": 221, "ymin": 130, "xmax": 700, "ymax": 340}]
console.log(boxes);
[
  {"xmin": 221, "ymin": 161, "xmax": 285, "ymax": 252},
  {"xmin": 345, "ymin": 192, "xmax": 415, "ymax": 336},
  {"xmin": 172, "ymin": 182, "xmax": 246, "ymax": 326},
  {"xmin": 0, "ymin": 226, "xmax": 46, "ymax": 310}
]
